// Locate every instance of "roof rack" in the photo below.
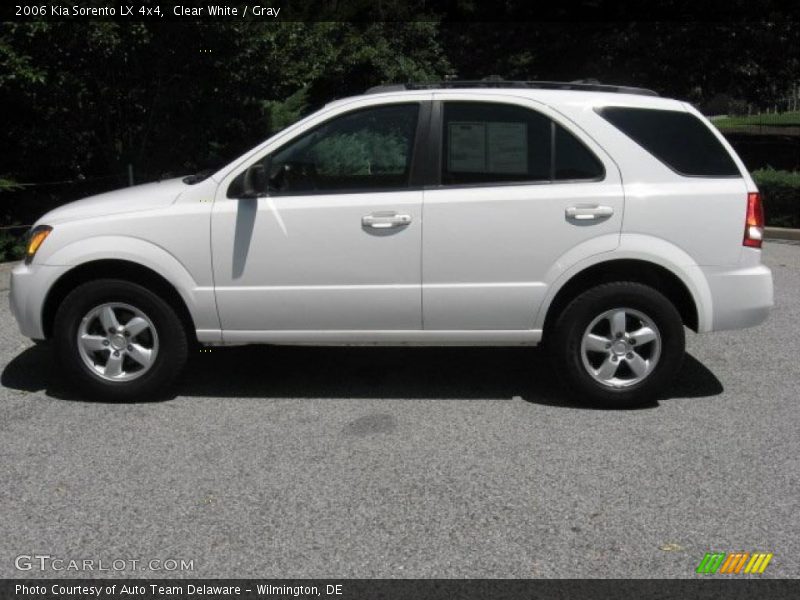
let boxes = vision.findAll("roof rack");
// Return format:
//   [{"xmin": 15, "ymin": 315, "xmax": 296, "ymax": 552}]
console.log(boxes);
[{"xmin": 364, "ymin": 79, "xmax": 659, "ymax": 97}]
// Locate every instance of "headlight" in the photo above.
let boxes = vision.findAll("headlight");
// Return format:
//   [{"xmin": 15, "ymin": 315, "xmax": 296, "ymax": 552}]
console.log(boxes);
[{"xmin": 25, "ymin": 225, "xmax": 52, "ymax": 265}]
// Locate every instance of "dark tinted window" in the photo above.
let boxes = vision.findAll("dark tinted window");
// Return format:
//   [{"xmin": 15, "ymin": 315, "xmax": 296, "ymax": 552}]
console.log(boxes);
[
  {"xmin": 228, "ymin": 103, "xmax": 419, "ymax": 197},
  {"xmin": 555, "ymin": 124, "xmax": 604, "ymax": 180},
  {"xmin": 442, "ymin": 102, "xmax": 551, "ymax": 185},
  {"xmin": 598, "ymin": 107, "xmax": 740, "ymax": 177}
]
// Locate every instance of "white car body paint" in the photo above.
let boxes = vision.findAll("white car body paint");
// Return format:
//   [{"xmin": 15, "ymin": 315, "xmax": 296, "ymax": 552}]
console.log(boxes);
[{"xmin": 10, "ymin": 87, "xmax": 773, "ymax": 347}]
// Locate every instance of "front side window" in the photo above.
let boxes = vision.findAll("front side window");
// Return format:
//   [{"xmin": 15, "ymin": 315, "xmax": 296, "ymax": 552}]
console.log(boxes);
[
  {"xmin": 228, "ymin": 103, "xmax": 419, "ymax": 197},
  {"xmin": 441, "ymin": 102, "xmax": 604, "ymax": 186}
]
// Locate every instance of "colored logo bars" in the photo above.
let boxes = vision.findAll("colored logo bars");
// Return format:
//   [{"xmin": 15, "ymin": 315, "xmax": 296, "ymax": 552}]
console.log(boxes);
[{"xmin": 696, "ymin": 552, "xmax": 773, "ymax": 574}]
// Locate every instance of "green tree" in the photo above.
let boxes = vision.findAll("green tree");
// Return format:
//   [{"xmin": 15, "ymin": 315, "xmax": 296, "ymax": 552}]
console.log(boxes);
[{"xmin": 0, "ymin": 21, "xmax": 450, "ymax": 184}]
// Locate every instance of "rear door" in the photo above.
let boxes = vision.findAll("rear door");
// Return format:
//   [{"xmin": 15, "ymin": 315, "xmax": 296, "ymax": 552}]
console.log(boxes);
[{"xmin": 422, "ymin": 94, "xmax": 625, "ymax": 331}]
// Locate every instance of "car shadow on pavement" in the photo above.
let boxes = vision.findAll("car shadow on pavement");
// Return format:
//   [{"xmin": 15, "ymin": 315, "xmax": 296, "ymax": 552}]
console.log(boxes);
[{"xmin": 2, "ymin": 342, "xmax": 723, "ymax": 409}]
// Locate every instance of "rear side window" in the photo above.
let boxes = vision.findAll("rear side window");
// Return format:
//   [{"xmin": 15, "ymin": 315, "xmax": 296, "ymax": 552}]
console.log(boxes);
[
  {"xmin": 442, "ymin": 102, "xmax": 552, "ymax": 185},
  {"xmin": 441, "ymin": 102, "xmax": 604, "ymax": 185},
  {"xmin": 597, "ymin": 107, "xmax": 740, "ymax": 177}
]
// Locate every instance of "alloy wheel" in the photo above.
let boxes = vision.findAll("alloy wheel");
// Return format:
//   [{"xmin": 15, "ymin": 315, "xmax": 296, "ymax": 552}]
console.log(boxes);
[
  {"xmin": 580, "ymin": 307, "xmax": 661, "ymax": 388},
  {"xmin": 76, "ymin": 302, "xmax": 159, "ymax": 382}
]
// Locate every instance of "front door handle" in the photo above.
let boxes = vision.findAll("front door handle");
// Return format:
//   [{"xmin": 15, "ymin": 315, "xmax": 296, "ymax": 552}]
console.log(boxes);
[
  {"xmin": 362, "ymin": 212, "xmax": 412, "ymax": 229},
  {"xmin": 565, "ymin": 205, "xmax": 614, "ymax": 221}
]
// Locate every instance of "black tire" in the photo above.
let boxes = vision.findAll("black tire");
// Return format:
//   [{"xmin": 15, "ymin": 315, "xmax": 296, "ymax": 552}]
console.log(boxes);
[
  {"xmin": 550, "ymin": 282, "xmax": 685, "ymax": 408},
  {"xmin": 53, "ymin": 279, "xmax": 189, "ymax": 401}
]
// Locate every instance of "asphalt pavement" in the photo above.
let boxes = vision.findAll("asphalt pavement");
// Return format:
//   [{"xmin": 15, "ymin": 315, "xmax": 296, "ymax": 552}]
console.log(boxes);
[{"xmin": 1, "ymin": 242, "xmax": 798, "ymax": 579}]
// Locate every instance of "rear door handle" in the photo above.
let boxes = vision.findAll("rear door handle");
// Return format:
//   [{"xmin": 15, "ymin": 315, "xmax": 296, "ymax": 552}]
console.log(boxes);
[
  {"xmin": 565, "ymin": 205, "xmax": 614, "ymax": 220},
  {"xmin": 362, "ymin": 212, "xmax": 412, "ymax": 229}
]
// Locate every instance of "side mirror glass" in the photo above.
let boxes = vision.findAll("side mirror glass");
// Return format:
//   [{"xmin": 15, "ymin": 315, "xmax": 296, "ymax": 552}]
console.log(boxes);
[{"xmin": 241, "ymin": 164, "xmax": 267, "ymax": 199}]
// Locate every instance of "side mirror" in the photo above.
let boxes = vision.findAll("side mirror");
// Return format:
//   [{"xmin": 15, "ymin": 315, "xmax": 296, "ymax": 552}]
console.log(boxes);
[{"xmin": 241, "ymin": 164, "xmax": 267, "ymax": 199}]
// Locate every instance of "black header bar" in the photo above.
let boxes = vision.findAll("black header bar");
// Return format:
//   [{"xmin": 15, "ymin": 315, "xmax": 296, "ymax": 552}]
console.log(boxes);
[
  {"xmin": 3, "ymin": 579, "xmax": 800, "ymax": 600},
  {"xmin": 2, "ymin": 0, "xmax": 799, "ymax": 22}
]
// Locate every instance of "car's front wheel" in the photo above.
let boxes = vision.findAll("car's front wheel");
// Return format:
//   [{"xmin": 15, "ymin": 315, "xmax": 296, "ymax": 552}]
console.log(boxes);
[
  {"xmin": 550, "ymin": 282, "xmax": 685, "ymax": 408},
  {"xmin": 53, "ymin": 279, "xmax": 188, "ymax": 401}
]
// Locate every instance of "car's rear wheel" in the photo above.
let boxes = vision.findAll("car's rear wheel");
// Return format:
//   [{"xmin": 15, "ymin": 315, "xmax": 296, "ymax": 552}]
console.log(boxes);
[
  {"xmin": 550, "ymin": 282, "xmax": 685, "ymax": 407},
  {"xmin": 54, "ymin": 279, "xmax": 188, "ymax": 401}
]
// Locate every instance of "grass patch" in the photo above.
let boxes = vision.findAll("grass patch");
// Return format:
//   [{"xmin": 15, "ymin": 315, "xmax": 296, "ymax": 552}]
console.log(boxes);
[{"xmin": 712, "ymin": 111, "xmax": 800, "ymax": 129}]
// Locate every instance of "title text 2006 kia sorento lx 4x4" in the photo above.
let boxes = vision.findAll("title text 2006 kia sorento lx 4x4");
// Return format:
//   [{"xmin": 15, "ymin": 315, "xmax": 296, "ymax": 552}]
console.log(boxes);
[{"xmin": 10, "ymin": 81, "xmax": 774, "ymax": 407}]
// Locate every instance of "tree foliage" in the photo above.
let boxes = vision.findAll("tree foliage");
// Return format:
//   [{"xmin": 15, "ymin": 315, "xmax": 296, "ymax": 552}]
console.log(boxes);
[
  {"xmin": 0, "ymin": 17, "xmax": 796, "ymax": 191},
  {"xmin": 441, "ymin": 21, "xmax": 799, "ymax": 107},
  {"xmin": 0, "ymin": 21, "xmax": 449, "ymax": 183}
]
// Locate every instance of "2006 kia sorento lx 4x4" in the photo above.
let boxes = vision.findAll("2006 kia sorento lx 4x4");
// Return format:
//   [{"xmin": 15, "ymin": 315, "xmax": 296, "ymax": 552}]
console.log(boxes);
[{"xmin": 10, "ymin": 81, "xmax": 773, "ymax": 407}]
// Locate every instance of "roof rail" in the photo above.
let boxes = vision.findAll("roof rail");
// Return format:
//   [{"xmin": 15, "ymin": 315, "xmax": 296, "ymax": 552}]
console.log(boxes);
[{"xmin": 364, "ymin": 79, "xmax": 659, "ymax": 97}]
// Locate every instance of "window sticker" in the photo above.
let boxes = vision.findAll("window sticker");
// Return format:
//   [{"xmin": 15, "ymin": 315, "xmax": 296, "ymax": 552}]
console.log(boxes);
[
  {"xmin": 448, "ymin": 122, "xmax": 487, "ymax": 172},
  {"xmin": 448, "ymin": 121, "xmax": 528, "ymax": 174},
  {"xmin": 487, "ymin": 122, "xmax": 527, "ymax": 173}
]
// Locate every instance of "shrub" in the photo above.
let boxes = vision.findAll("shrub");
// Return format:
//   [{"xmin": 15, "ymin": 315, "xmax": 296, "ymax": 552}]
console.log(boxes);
[
  {"xmin": 0, "ymin": 177, "xmax": 28, "ymax": 262},
  {"xmin": 752, "ymin": 168, "xmax": 800, "ymax": 228},
  {"xmin": 0, "ymin": 228, "xmax": 27, "ymax": 262}
]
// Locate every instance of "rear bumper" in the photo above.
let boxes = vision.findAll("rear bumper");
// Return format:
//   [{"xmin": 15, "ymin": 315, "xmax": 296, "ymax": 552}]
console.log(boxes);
[
  {"xmin": 9, "ymin": 262, "xmax": 70, "ymax": 340},
  {"xmin": 701, "ymin": 263, "xmax": 773, "ymax": 332}
]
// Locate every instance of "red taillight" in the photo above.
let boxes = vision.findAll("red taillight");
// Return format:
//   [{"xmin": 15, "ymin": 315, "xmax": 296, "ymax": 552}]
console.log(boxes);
[{"xmin": 743, "ymin": 192, "xmax": 764, "ymax": 248}]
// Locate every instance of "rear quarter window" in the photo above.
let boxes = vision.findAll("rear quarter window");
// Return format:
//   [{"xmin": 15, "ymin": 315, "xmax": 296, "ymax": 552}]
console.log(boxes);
[
  {"xmin": 554, "ymin": 124, "xmax": 604, "ymax": 180},
  {"xmin": 597, "ymin": 107, "xmax": 740, "ymax": 177}
]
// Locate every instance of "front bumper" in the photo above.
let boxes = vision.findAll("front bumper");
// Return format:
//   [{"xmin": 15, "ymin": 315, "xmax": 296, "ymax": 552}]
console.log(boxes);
[
  {"xmin": 9, "ymin": 262, "xmax": 70, "ymax": 340},
  {"xmin": 701, "ymin": 263, "xmax": 774, "ymax": 332}
]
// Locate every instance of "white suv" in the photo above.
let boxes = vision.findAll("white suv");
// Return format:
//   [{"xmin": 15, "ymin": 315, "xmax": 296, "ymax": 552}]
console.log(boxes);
[{"xmin": 10, "ymin": 81, "xmax": 773, "ymax": 406}]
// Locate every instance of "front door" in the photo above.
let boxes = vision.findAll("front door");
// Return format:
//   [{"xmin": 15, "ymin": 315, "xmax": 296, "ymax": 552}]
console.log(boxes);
[{"xmin": 211, "ymin": 102, "xmax": 426, "ymax": 337}]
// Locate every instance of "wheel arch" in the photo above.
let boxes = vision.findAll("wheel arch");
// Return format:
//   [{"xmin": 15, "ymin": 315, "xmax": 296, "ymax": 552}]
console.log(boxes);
[
  {"xmin": 41, "ymin": 259, "xmax": 197, "ymax": 343},
  {"xmin": 540, "ymin": 258, "xmax": 701, "ymax": 339}
]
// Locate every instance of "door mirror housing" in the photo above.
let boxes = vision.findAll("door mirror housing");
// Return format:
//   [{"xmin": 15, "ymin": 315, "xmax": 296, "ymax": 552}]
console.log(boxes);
[{"xmin": 241, "ymin": 164, "xmax": 267, "ymax": 199}]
